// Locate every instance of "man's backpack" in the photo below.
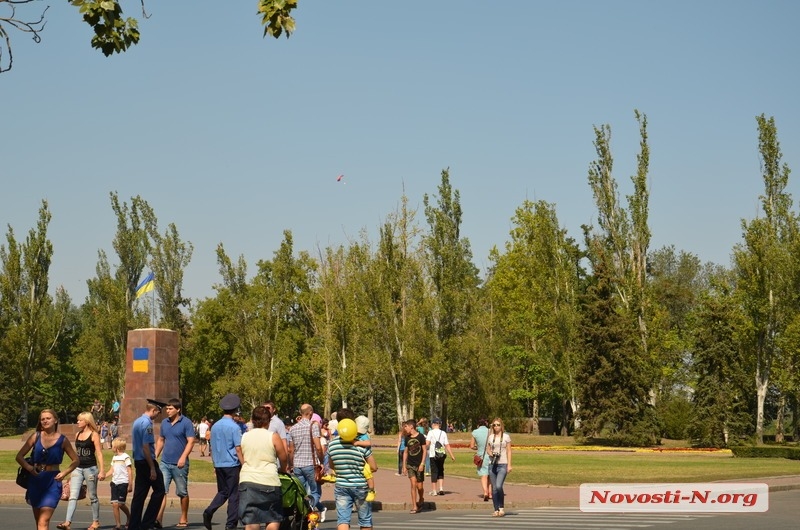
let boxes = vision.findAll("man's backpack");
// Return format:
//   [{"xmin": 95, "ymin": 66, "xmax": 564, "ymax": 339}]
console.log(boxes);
[{"xmin": 434, "ymin": 433, "xmax": 446, "ymax": 460}]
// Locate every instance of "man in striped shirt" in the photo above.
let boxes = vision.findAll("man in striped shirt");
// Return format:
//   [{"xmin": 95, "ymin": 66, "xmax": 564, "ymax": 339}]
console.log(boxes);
[{"xmin": 327, "ymin": 408, "xmax": 378, "ymax": 530}]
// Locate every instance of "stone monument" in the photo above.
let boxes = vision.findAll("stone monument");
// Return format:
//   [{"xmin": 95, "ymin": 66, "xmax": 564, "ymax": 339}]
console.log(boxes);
[{"xmin": 120, "ymin": 328, "xmax": 179, "ymax": 438}]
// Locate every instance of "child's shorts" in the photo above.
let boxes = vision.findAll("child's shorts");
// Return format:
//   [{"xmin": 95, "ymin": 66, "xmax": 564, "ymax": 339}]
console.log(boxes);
[{"xmin": 110, "ymin": 482, "xmax": 129, "ymax": 504}]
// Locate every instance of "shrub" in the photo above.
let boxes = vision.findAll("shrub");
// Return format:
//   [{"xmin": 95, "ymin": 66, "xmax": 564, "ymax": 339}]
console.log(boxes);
[{"xmin": 730, "ymin": 445, "xmax": 800, "ymax": 459}]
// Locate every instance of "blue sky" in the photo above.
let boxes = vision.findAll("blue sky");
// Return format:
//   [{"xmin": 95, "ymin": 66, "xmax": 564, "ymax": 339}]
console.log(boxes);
[{"xmin": 3, "ymin": 1, "xmax": 799, "ymax": 303}]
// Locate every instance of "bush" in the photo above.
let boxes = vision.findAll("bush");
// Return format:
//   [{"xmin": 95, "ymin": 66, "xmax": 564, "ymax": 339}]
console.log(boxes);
[{"xmin": 730, "ymin": 445, "xmax": 800, "ymax": 459}]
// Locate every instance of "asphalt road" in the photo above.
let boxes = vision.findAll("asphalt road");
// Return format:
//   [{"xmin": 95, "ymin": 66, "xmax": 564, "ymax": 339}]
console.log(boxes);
[{"xmin": 0, "ymin": 490, "xmax": 796, "ymax": 529}]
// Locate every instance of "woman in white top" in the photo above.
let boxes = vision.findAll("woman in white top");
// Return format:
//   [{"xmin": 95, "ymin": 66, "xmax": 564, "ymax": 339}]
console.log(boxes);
[
  {"xmin": 238, "ymin": 406, "xmax": 288, "ymax": 530},
  {"xmin": 485, "ymin": 417, "xmax": 512, "ymax": 517}
]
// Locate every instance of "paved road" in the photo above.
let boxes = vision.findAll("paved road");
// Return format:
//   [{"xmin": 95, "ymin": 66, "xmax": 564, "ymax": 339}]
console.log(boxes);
[{"xmin": 0, "ymin": 490, "xmax": 796, "ymax": 529}]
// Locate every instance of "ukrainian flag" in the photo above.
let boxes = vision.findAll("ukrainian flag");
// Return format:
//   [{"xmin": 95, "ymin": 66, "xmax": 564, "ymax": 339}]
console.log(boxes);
[
  {"xmin": 136, "ymin": 272, "xmax": 155, "ymax": 299},
  {"xmin": 132, "ymin": 347, "xmax": 149, "ymax": 373}
]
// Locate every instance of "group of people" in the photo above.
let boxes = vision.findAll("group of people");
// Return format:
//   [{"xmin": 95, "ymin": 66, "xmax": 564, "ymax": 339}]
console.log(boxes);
[
  {"xmin": 16, "ymin": 398, "xmax": 197, "ymax": 530},
  {"xmin": 17, "ymin": 400, "xmax": 511, "ymax": 528},
  {"xmin": 198, "ymin": 396, "xmax": 378, "ymax": 530}
]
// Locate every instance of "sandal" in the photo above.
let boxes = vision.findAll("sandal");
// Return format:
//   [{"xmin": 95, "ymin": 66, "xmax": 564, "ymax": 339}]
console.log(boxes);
[
  {"xmin": 56, "ymin": 524, "xmax": 71, "ymax": 530},
  {"xmin": 88, "ymin": 523, "xmax": 101, "ymax": 530},
  {"xmin": 176, "ymin": 524, "xmax": 189, "ymax": 528},
  {"xmin": 492, "ymin": 511, "xmax": 500, "ymax": 517},
  {"xmin": 410, "ymin": 509, "xmax": 418, "ymax": 514}
]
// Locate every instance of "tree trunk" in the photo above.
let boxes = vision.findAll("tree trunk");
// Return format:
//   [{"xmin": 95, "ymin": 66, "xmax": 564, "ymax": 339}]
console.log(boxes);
[
  {"xmin": 775, "ymin": 394, "xmax": 785, "ymax": 443},
  {"xmin": 756, "ymin": 376, "xmax": 768, "ymax": 445},
  {"xmin": 367, "ymin": 390, "xmax": 375, "ymax": 434},
  {"xmin": 531, "ymin": 398, "xmax": 540, "ymax": 435}
]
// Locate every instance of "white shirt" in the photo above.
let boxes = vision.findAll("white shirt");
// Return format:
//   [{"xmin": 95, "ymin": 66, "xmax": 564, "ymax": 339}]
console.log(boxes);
[
  {"xmin": 111, "ymin": 453, "xmax": 132, "ymax": 484},
  {"xmin": 426, "ymin": 427, "xmax": 449, "ymax": 457}
]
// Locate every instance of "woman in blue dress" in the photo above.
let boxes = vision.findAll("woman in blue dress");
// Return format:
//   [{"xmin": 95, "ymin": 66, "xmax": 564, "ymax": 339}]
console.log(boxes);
[{"xmin": 16, "ymin": 409, "xmax": 79, "ymax": 530}]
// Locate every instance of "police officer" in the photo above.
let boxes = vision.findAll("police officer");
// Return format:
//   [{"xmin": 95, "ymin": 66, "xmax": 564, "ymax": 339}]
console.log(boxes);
[
  {"xmin": 203, "ymin": 393, "xmax": 244, "ymax": 530},
  {"xmin": 129, "ymin": 399, "xmax": 166, "ymax": 530}
]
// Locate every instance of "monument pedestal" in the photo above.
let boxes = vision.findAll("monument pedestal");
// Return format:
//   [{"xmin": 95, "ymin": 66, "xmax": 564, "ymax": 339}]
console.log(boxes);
[{"xmin": 120, "ymin": 328, "xmax": 179, "ymax": 438}]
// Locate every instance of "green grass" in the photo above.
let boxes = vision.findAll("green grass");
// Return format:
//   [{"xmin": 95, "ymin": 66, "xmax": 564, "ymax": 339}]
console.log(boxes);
[{"xmin": 5, "ymin": 440, "xmax": 800, "ymax": 487}]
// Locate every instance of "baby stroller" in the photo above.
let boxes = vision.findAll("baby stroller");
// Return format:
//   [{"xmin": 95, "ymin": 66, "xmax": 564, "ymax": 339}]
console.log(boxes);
[{"xmin": 279, "ymin": 473, "xmax": 317, "ymax": 530}]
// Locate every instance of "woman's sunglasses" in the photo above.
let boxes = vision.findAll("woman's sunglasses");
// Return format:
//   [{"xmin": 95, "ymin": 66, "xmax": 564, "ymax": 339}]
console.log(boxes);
[{"xmin": 492, "ymin": 423, "xmax": 501, "ymax": 427}]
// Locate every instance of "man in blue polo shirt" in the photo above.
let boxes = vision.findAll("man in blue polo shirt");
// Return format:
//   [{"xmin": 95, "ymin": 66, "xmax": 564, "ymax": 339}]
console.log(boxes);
[
  {"xmin": 129, "ymin": 398, "xmax": 166, "ymax": 530},
  {"xmin": 156, "ymin": 398, "xmax": 195, "ymax": 528},
  {"xmin": 203, "ymin": 393, "xmax": 243, "ymax": 530}
]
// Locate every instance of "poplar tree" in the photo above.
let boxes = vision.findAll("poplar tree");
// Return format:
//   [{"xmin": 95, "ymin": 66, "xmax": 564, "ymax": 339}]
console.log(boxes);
[
  {"xmin": 423, "ymin": 169, "xmax": 480, "ymax": 423},
  {"xmin": 0, "ymin": 201, "xmax": 71, "ymax": 429},
  {"xmin": 733, "ymin": 114, "xmax": 797, "ymax": 444},
  {"xmin": 487, "ymin": 199, "xmax": 583, "ymax": 433},
  {"xmin": 580, "ymin": 111, "xmax": 658, "ymax": 445}
]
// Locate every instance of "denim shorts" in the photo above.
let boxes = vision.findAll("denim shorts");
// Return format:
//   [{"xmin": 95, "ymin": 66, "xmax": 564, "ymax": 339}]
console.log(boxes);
[
  {"xmin": 238, "ymin": 482, "xmax": 283, "ymax": 525},
  {"xmin": 334, "ymin": 485, "xmax": 371, "ymax": 527},
  {"xmin": 160, "ymin": 460, "xmax": 189, "ymax": 497}
]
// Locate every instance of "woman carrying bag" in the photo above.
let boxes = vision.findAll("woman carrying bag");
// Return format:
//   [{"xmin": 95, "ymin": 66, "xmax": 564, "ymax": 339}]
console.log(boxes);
[
  {"xmin": 57, "ymin": 412, "xmax": 106, "ymax": 530},
  {"xmin": 16, "ymin": 409, "xmax": 79, "ymax": 530},
  {"xmin": 470, "ymin": 418, "xmax": 491, "ymax": 501},
  {"xmin": 485, "ymin": 417, "xmax": 512, "ymax": 517}
]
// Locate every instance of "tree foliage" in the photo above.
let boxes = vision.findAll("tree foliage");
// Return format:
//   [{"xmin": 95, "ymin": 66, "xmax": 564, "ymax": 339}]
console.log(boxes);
[{"xmin": 0, "ymin": 0, "xmax": 299, "ymax": 73}]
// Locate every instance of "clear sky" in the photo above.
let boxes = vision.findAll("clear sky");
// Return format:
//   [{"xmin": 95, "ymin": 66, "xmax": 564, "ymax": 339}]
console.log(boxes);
[{"xmin": 3, "ymin": 1, "xmax": 799, "ymax": 304}]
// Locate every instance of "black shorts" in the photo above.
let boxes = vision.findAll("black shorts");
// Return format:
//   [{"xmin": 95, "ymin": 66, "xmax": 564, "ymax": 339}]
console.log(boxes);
[{"xmin": 110, "ymin": 482, "xmax": 129, "ymax": 504}]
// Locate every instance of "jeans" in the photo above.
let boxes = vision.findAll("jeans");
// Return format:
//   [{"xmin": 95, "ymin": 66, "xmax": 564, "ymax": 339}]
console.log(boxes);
[
  {"xmin": 65, "ymin": 466, "xmax": 100, "ymax": 523},
  {"xmin": 334, "ymin": 485, "xmax": 371, "ymax": 527},
  {"xmin": 160, "ymin": 460, "xmax": 190, "ymax": 497},
  {"xmin": 489, "ymin": 462, "xmax": 508, "ymax": 511},
  {"xmin": 294, "ymin": 465, "xmax": 324, "ymax": 511}
]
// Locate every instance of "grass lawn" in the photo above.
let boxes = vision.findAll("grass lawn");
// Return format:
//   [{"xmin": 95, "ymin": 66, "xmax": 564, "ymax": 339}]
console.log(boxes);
[{"xmin": 5, "ymin": 445, "xmax": 800, "ymax": 486}]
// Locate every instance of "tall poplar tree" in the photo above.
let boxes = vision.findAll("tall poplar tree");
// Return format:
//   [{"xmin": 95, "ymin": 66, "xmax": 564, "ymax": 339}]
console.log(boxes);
[
  {"xmin": 580, "ymin": 111, "xmax": 658, "ymax": 444},
  {"xmin": 423, "ymin": 169, "xmax": 480, "ymax": 422},
  {"xmin": 0, "ymin": 201, "xmax": 71, "ymax": 429},
  {"xmin": 733, "ymin": 114, "xmax": 797, "ymax": 444}
]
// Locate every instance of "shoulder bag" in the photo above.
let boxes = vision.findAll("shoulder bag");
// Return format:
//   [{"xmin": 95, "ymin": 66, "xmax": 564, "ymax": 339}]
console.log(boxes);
[
  {"xmin": 473, "ymin": 437, "xmax": 486, "ymax": 468},
  {"xmin": 16, "ymin": 432, "xmax": 40, "ymax": 489}
]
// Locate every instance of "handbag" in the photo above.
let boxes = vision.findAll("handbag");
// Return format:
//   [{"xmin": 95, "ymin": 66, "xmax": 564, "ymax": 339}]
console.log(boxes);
[
  {"xmin": 473, "ymin": 436, "xmax": 487, "ymax": 468},
  {"xmin": 16, "ymin": 432, "xmax": 39, "ymax": 489},
  {"xmin": 310, "ymin": 421, "xmax": 326, "ymax": 484},
  {"xmin": 16, "ymin": 458, "xmax": 33, "ymax": 489},
  {"xmin": 60, "ymin": 481, "xmax": 87, "ymax": 501}
]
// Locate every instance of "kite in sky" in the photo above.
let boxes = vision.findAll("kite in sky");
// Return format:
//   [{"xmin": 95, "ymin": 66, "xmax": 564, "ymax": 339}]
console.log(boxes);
[{"xmin": 336, "ymin": 174, "xmax": 346, "ymax": 184}]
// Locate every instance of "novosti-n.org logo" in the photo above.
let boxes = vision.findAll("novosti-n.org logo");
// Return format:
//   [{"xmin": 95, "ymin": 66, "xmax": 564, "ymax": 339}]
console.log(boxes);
[{"xmin": 579, "ymin": 483, "xmax": 769, "ymax": 512}]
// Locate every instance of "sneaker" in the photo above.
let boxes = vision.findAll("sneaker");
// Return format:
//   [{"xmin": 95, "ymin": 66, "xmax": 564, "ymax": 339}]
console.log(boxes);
[
  {"xmin": 202, "ymin": 511, "xmax": 212, "ymax": 530},
  {"xmin": 319, "ymin": 507, "xmax": 327, "ymax": 523},
  {"xmin": 438, "ymin": 490, "xmax": 445, "ymax": 495},
  {"xmin": 430, "ymin": 490, "xmax": 437, "ymax": 497}
]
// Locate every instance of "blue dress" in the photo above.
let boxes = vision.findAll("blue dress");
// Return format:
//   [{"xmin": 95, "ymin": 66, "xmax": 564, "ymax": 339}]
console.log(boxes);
[{"xmin": 25, "ymin": 433, "xmax": 66, "ymax": 509}]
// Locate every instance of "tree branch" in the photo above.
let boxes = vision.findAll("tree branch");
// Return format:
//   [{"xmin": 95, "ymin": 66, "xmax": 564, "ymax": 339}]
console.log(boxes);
[{"xmin": 0, "ymin": 1, "xmax": 48, "ymax": 73}]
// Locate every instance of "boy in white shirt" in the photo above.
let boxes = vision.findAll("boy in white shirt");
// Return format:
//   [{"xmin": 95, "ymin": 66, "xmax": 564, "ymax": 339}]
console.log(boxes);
[{"xmin": 107, "ymin": 438, "xmax": 133, "ymax": 530}]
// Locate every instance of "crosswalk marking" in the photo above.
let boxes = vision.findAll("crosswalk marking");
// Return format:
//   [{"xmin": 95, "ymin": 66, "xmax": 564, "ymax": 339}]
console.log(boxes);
[{"xmin": 375, "ymin": 507, "xmax": 718, "ymax": 529}]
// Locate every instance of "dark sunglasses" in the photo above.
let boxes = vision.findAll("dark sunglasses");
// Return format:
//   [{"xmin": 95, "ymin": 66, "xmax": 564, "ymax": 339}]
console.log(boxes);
[{"xmin": 492, "ymin": 423, "xmax": 501, "ymax": 427}]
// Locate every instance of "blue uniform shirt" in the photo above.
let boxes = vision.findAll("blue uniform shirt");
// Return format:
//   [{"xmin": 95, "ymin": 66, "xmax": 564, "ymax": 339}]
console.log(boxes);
[
  {"xmin": 132, "ymin": 413, "xmax": 156, "ymax": 461},
  {"xmin": 210, "ymin": 415, "xmax": 242, "ymax": 468},
  {"xmin": 160, "ymin": 415, "xmax": 195, "ymax": 464}
]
